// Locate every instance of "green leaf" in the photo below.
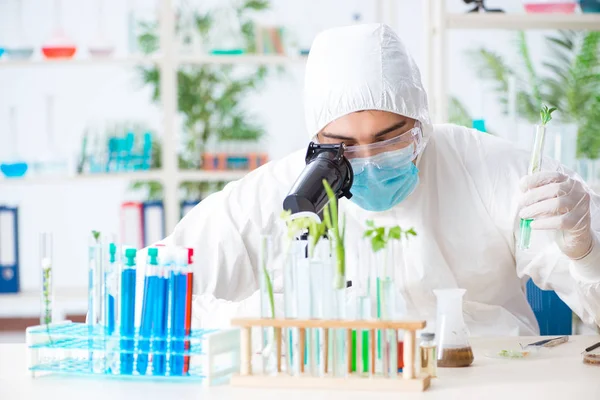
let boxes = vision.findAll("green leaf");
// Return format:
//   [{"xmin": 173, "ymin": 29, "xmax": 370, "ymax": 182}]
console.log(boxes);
[
  {"xmin": 366, "ymin": 220, "xmax": 375, "ymax": 228},
  {"xmin": 91, "ymin": 230, "xmax": 101, "ymax": 242},
  {"xmin": 388, "ymin": 226, "xmax": 402, "ymax": 240}
]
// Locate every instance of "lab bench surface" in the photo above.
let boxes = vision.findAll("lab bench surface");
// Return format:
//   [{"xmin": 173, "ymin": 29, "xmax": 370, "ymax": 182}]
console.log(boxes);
[{"xmin": 1, "ymin": 336, "xmax": 599, "ymax": 400}]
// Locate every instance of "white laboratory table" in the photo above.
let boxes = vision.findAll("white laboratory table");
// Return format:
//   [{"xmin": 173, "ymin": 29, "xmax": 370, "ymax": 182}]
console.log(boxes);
[{"xmin": 1, "ymin": 336, "xmax": 599, "ymax": 400}]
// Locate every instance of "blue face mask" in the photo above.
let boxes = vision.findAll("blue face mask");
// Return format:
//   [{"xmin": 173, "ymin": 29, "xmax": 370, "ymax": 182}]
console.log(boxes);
[{"xmin": 348, "ymin": 148, "xmax": 419, "ymax": 212}]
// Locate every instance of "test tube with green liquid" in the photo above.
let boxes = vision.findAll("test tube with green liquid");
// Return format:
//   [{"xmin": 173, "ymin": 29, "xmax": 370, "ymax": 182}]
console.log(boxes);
[{"xmin": 519, "ymin": 105, "xmax": 556, "ymax": 250}]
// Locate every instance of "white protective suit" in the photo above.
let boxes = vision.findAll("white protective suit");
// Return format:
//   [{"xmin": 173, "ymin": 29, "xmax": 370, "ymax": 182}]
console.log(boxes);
[{"xmin": 158, "ymin": 23, "xmax": 600, "ymax": 336}]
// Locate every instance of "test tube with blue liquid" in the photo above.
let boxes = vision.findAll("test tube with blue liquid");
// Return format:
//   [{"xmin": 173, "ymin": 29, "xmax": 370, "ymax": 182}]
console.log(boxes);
[
  {"xmin": 120, "ymin": 247, "xmax": 137, "ymax": 374},
  {"xmin": 136, "ymin": 247, "xmax": 159, "ymax": 375},
  {"xmin": 152, "ymin": 248, "xmax": 170, "ymax": 375},
  {"xmin": 169, "ymin": 248, "xmax": 189, "ymax": 375}
]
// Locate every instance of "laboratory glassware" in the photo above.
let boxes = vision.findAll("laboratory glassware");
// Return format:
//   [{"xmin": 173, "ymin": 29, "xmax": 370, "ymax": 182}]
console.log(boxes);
[
  {"xmin": 1, "ymin": 106, "xmax": 28, "ymax": 178},
  {"xmin": 42, "ymin": 0, "xmax": 77, "ymax": 59},
  {"xmin": 420, "ymin": 332, "xmax": 437, "ymax": 377},
  {"xmin": 518, "ymin": 123, "xmax": 547, "ymax": 250},
  {"xmin": 119, "ymin": 248, "xmax": 136, "ymax": 374},
  {"xmin": 258, "ymin": 234, "xmax": 277, "ymax": 374},
  {"xmin": 169, "ymin": 247, "xmax": 188, "ymax": 375},
  {"xmin": 207, "ymin": 5, "xmax": 245, "ymax": 55},
  {"xmin": 33, "ymin": 96, "xmax": 70, "ymax": 175},
  {"xmin": 136, "ymin": 247, "xmax": 159, "ymax": 375},
  {"xmin": 5, "ymin": 0, "xmax": 34, "ymax": 60},
  {"xmin": 88, "ymin": 0, "xmax": 115, "ymax": 57},
  {"xmin": 39, "ymin": 233, "xmax": 54, "ymax": 326},
  {"xmin": 434, "ymin": 288, "xmax": 474, "ymax": 368}
]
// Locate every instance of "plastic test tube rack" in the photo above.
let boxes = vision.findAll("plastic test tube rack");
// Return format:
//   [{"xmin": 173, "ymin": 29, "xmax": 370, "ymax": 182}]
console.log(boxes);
[
  {"xmin": 26, "ymin": 321, "xmax": 240, "ymax": 385},
  {"xmin": 230, "ymin": 318, "xmax": 431, "ymax": 392}
]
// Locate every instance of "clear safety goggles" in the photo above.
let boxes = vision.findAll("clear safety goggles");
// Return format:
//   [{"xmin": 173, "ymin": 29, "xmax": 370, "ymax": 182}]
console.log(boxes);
[{"xmin": 314, "ymin": 121, "xmax": 426, "ymax": 161}]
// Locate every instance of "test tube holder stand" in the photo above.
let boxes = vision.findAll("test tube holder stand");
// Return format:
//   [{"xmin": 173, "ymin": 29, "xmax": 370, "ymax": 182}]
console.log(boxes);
[
  {"xmin": 230, "ymin": 318, "xmax": 432, "ymax": 392},
  {"xmin": 26, "ymin": 321, "xmax": 240, "ymax": 385}
]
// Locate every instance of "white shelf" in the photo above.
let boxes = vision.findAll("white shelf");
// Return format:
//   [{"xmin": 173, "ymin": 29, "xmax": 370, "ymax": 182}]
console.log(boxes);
[
  {"xmin": 446, "ymin": 13, "xmax": 600, "ymax": 30},
  {"xmin": 0, "ymin": 54, "xmax": 307, "ymax": 68},
  {"xmin": 0, "ymin": 54, "xmax": 160, "ymax": 68},
  {"xmin": 0, "ymin": 171, "xmax": 165, "ymax": 185},
  {"xmin": 178, "ymin": 54, "xmax": 308, "ymax": 65},
  {"xmin": 0, "ymin": 289, "xmax": 87, "ymax": 318},
  {"xmin": 176, "ymin": 169, "xmax": 249, "ymax": 182},
  {"xmin": 0, "ymin": 169, "xmax": 249, "ymax": 185}
]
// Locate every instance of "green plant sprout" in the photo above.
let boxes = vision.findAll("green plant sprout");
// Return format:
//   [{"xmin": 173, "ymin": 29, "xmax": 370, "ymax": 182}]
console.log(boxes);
[
  {"xmin": 91, "ymin": 230, "xmax": 101, "ymax": 243},
  {"xmin": 322, "ymin": 180, "xmax": 346, "ymax": 290},
  {"xmin": 541, "ymin": 104, "xmax": 557, "ymax": 126},
  {"xmin": 363, "ymin": 220, "xmax": 417, "ymax": 253}
]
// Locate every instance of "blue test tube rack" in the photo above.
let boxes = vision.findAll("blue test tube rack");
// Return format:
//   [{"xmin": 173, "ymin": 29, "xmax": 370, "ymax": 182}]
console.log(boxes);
[{"xmin": 25, "ymin": 321, "xmax": 240, "ymax": 383}]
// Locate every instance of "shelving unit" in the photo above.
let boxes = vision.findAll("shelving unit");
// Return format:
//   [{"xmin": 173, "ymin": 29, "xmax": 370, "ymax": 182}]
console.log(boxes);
[
  {"xmin": 1, "ymin": 0, "xmax": 398, "ymax": 235},
  {"xmin": 424, "ymin": 1, "xmax": 600, "ymax": 123},
  {"xmin": 0, "ymin": 0, "xmax": 310, "ymax": 234},
  {"xmin": 0, "ymin": 54, "xmax": 307, "ymax": 68},
  {"xmin": 0, "ymin": 170, "xmax": 249, "ymax": 185}
]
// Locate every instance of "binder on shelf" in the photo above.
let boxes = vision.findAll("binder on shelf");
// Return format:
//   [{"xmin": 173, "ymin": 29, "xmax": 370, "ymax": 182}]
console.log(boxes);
[
  {"xmin": 181, "ymin": 200, "xmax": 200, "ymax": 218},
  {"xmin": 142, "ymin": 201, "xmax": 165, "ymax": 248},
  {"xmin": 120, "ymin": 202, "xmax": 144, "ymax": 249},
  {"xmin": 0, "ymin": 205, "xmax": 19, "ymax": 293}
]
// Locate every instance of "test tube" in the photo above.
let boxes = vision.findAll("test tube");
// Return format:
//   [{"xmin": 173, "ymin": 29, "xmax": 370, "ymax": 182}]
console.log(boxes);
[
  {"xmin": 136, "ymin": 247, "xmax": 159, "ymax": 375},
  {"xmin": 103, "ymin": 239, "xmax": 119, "ymax": 374},
  {"xmin": 88, "ymin": 233, "xmax": 104, "ymax": 372},
  {"xmin": 119, "ymin": 247, "xmax": 137, "ymax": 374},
  {"xmin": 152, "ymin": 248, "xmax": 169, "ymax": 375},
  {"xmin": 519, "ymin": 124, "xmax": 547, "ymax": 250},
  {"xmin": 183, "ymin": 248, "xmax": 194, "ymax": 374},
  {"xmin": 169, "ymin": 248, "xmax": 188, "ymax": 375},
  {"xmin": 39, "ymin": 233, "xmax": 54, "ymax": 327}
]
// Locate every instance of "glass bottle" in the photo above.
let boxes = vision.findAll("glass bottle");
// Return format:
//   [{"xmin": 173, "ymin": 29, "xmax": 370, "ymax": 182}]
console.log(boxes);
[
  {"xmin": 420, "ymin": 332, "xmax": 437, "ymax": 377},
  {"xmin": 434, "ymin": 289, "xmax": 474, "ymax": 368}
]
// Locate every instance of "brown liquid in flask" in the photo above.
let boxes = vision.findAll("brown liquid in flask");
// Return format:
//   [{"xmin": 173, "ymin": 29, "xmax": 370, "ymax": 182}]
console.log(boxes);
[{"xmin": 434, "ymin": 289, "xmax": 474, "ymax": 368}]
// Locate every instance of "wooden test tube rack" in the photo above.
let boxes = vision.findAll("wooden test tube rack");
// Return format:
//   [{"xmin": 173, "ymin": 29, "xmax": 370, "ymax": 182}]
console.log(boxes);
[{"xmin": 230, "ymin": 318, "xmax": 431, "ymax": 392}]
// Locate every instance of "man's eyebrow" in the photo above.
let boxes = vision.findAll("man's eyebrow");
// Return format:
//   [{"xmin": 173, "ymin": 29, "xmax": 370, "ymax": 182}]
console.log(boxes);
[
  {"xmin": 373, "ymin": 121, "xmax": 407, "ymax": 138},
  {"xmin": 320, "ymin": 121, "xmax": 407, "ymax": 141},
  {"xmin": 319, "ymin": 132, "xmax": 355, "ymax": 141}
]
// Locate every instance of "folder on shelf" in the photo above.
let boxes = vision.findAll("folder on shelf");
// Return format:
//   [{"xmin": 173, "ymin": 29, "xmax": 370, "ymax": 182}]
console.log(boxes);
[
  {"xmin": 120, "ymin": 202, "xmax": 144, "ymax": 249},
  {"xmin": 142, "ymin": 201, "xmax": 165, "ymax": 248},
  {"xmin": 181, "ymin": 200, "xmax": 200, "ymax": 218},
  {"xmin": 0, "ymin": 205, "xmax": 19, "ymax": 293}
]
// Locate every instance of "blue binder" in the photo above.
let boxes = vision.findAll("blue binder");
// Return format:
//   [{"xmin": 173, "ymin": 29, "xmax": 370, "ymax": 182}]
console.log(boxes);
[
  {"xmin": 526, "ymin": 279, "xmax": 572, "ymax": 335},
  {"xmin": 142, "ymin": 201, "xmax": 165, "ymax": 247},
  {"xmin": 181, "ymin": 200, "xmax": 200, "ymax": 218},
  {"xmin": 0, "ymin": 205, "xmax": 19, "ymax": 293}
]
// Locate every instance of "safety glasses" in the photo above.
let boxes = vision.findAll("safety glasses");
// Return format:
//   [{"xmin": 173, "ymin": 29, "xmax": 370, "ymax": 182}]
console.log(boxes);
[
  {"xmin": 314, "ymin": 121, "xmax": 426, "ymax": 161},
  {"xmin": 343, "ymin": 121, "xmax": 425, "ymax": 161}
]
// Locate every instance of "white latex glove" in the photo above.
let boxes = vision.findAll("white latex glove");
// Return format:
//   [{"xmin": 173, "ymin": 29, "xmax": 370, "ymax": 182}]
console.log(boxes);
[{"xmin": 519, "ymin": 171, "xmax": 594, "ymax": 260}]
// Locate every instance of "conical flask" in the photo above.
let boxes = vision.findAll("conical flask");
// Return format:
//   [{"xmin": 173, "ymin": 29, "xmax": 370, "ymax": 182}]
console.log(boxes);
[{"xmin": 434, "ymin": 288, "xmax": 474, "ymax": 368}]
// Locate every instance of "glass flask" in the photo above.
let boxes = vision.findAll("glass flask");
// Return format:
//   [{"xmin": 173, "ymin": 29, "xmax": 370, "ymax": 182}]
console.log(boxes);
[
  {"xmin": 206, "ymin": 4, "xmax": 246, "ymax": 55},
  {"xmin": 88, "ymin": 0, "xmax": 115, "ymax": 57},
  {"xmin": 1, "ymin": 106, "xmax": 29, "ymax": 178},
  {"xmin": 5, "ymin": 0, "xmax": 34, "ymax": 60},
  {"xmin": 434, "ymin": 288, "xmax": 474, "ymax": 368},
  {"xmin": 42, "ymin": 0, "xmax": 77, "ymax": 59}
]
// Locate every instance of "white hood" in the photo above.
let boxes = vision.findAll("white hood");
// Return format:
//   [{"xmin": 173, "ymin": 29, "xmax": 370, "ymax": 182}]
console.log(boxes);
[{"xmin": 304, "ymin": 23, "xmax": 432, "ymax": 138}]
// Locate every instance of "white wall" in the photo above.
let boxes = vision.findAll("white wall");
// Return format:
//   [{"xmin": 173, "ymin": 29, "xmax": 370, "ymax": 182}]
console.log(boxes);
[{"xmin": 0, "ymin": 0, "xmax": 573, "ymax": 291}]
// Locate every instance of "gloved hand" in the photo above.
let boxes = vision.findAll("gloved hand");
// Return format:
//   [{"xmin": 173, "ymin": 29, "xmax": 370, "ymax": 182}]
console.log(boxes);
[{"xmin": 519, "ymin": 171, "xmax": 594, "ymax": 260}]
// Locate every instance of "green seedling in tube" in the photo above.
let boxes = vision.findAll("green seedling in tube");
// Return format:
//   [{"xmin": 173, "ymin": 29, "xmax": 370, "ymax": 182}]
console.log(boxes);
[{"xmin": 519, "ymin": 105, "xmax": 557, "ymax": 250}]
